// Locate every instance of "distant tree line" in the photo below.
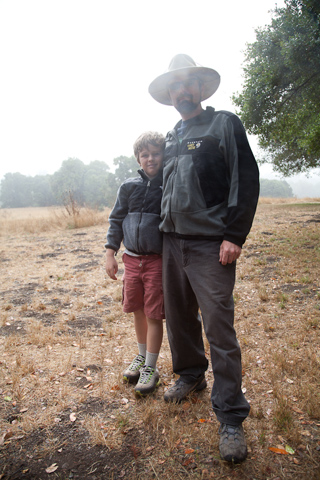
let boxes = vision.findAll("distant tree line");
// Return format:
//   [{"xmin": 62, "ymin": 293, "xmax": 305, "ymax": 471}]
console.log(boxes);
[
  {"xmin": 260, "ymin": 179, "xmax": 294, "ymax": 198},
  {"xmin": 0, "ymin": 156, "xmax": 138, "ymax": 209},
  {"xmin": 0, "ymin": 157, "xmax": 294, "ymax": 208}
]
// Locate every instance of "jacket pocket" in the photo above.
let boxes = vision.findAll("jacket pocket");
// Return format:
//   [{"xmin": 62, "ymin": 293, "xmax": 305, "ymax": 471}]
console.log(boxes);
[{"xmin": 192, "ymin": 151, "xmax": 229, "ymax": 208}]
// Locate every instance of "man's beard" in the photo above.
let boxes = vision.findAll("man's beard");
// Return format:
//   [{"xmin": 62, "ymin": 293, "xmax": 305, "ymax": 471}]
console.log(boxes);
[{"xmin": 176, "ymin": 98, "xmax": 199, "ymax": 115}]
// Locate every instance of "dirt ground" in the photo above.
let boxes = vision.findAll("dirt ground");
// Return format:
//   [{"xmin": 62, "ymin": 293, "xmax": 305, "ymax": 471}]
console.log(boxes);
[{"xmin": 0, "ymin": 202, "xmax": 319, "ymax": 480}]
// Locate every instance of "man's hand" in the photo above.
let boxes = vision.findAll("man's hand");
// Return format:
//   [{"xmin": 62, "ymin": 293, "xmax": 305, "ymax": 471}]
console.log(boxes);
[
  {"xmin": 105, "ymin": 250, "xmax": 118, "ymax": 280},
  {"xmin": 219, "ymin": 240, "xmax": 242, "ymax": 265}
]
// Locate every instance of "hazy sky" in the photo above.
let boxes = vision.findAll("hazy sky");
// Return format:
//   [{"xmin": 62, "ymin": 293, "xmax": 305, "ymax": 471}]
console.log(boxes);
[{"xmin": 0, "ymin": 0, "xmax": 304, "ymax": 182}]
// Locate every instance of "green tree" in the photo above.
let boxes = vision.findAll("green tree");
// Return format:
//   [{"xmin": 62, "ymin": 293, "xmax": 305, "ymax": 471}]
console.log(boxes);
[
  {"xmin": 260, "ymin": 179, "xmax": 294, "ymax": 197},
  {"xmin": 233, "ymin": 0, "xmax": 320, "ymax": 175},
  {"xmin": 82, "ymin": 160, "xmax": 117, "ymax": 207},
  {"xmin": 0, "ymin": 173, "xmax": 33, "ymax": 207},
  {"xmin": 31, "ymin": 175, "xmax": 56, "ymax": 207},
  {"xmin": 113, "ymin": 155, "xmax": 138, "ymax": 186},
  {"xmin": 50, "ymin": 158, "xmax": 86, "ymax": 205}
]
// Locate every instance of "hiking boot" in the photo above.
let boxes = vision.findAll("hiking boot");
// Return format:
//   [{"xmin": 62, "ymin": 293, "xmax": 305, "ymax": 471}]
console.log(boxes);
[
  {"xmin": 218, "ymin": 423, "xmax": 247, "ymax": 463},
  {"xmin": 123, "ymin": 354, "xmax": 145, "ymax": 384},
  {"xmin": 164, "ymin": 375, "xmax": 207, "ymax": 403},
  {"xmin": 134, "ymin": 365, "xmax": 160, "ymax": 396}
]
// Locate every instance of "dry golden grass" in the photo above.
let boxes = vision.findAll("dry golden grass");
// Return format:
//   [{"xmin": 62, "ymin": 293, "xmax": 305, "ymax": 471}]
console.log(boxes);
[
  {"xmin": 0, "ymin": 201, "xmax": 319, "ymax": 479},
  {"xmin": 259, "ymin": 196, "xmax": 320, "ymax": 204},
  {"xmin": 0, "ymin": 206, "xmax": 110, "ymax": 235}
]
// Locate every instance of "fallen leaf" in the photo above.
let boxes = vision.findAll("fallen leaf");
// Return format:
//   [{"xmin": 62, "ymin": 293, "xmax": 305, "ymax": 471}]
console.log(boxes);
[
  {"xmin": 4, "ymin": 396, "xmax": 12, "ymax": 402},
  {"xmin": 285, "ymin": 445, "xmax": 295, "ymax": 455},
  {"xmin": 293, "ymin": 457, "xmax": 300, "ymax": 464},
  {"xmin": 292, "ymin": 406, "xmax": 304, "ymax": 414},
  {"xmin": 269, "ymin": 447, "xmax": 288, "ymax": 455},
  {"xmin": 185, "ymin": 448, "xmax": 195, "ymax": 454},
  {"xmin": 146, "ymin": 446, "xmax": 155, "ymax": 451},
  {"xmin": 198, "ymin": 419, "xmax": 207, "ymax": 423},
  {"xmin": 46, "ymin": 463, "xmax": 58, "ymax": 473},
  {"xmin": 0, "ymin": 429, "xmax": 14, "ymax": 446},
  {"xmin": 70, "ymin": 413, "xmax": 76, "ymax": 422},
  {"xmin": 182, "ymin": 458, "xmax": 194, "ymax": 466}
]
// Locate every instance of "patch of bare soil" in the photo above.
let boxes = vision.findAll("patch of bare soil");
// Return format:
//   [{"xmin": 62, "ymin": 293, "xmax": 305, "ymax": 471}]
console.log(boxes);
[{"xmin": 0, "ymin": 204, "xmax": 319, "ymax": 479}]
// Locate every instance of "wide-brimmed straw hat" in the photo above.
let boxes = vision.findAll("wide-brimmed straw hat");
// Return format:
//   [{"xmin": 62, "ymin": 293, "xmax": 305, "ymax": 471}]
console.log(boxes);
[{"xmin": 148, "ymin": 54, "xmax": 220, "ymax": 106}]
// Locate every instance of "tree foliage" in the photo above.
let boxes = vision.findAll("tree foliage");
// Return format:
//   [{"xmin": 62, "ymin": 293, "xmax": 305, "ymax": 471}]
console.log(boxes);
[
  {"xmin": 233, "ymin": 0, "xmax": 320, "ymax": 175},
  {"xmin": 113, "ymin": 155, "xmax": 139, "ymax": 185},
  {"xmin": 0, "ymin": 155, "xmax": 141, "ymax": 209},
  {"xmin": 260, "ymin": 178, "xmax": 294, "ymax": 198}
]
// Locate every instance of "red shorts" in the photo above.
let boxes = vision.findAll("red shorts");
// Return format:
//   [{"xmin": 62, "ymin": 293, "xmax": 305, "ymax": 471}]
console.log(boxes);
[{"xmin": 122, "ymin": 253, "xmax": 165, "ymax": 320}]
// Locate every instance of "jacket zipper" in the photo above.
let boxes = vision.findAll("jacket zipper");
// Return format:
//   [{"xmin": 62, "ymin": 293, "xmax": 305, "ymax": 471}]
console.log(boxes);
[
  {"xmin": 136, "ymin": 180, "xmax": 151, "ymax": 251},
  {"xmin": 168, "ymin": 131, "xmax": 180, "ymax": 231}
]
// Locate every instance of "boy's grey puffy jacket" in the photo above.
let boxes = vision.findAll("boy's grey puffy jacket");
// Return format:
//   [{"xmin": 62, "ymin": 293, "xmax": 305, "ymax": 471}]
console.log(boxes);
[
  {"xmin": 105, "ymin": 169, "xmax": 163, "ymax": 255},
  {"xmin": 160, "ymin": 107, "xmax": 260, "ymax": 247}
]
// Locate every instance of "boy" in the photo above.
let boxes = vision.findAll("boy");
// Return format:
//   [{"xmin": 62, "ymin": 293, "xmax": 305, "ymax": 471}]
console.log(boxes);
[{"xmin": 105, "ymin": 131, "xmax": 165, "ymax": 396}]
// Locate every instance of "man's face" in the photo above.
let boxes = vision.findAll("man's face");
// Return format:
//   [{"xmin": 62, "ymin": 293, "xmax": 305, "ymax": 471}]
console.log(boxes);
[
  {"xmin": 168, "ymin": 75, "xmax": 203, "ymax": 118},
  {"xmin": 138, "ymin": 144, "xmax": 163, "ymax": 179}
]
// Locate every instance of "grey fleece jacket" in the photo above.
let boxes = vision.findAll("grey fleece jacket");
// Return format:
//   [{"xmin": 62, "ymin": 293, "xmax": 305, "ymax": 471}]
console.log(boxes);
[
  {"xmin": 105, "ymin": 169, "xmax": 163, "ymax": 255},
  {"xmin": 160, "ymin": 107, "xmax": 260, "ymax": 247}
]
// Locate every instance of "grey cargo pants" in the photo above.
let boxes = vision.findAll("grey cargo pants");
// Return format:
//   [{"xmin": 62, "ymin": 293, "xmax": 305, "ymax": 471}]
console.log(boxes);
[{"xmin": 162, "ymin": 234, "xmax": 250, "ymax": 425}]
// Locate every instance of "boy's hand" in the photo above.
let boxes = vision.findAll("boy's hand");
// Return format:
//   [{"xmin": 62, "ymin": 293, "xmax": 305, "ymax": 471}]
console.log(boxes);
[
  {"xmin": 105, "ymin": 250, "xmax": 118, "ymax": 280},
  {"xmin": 219, "ymin": 240, "xmax": 241, "ymax": 265}
]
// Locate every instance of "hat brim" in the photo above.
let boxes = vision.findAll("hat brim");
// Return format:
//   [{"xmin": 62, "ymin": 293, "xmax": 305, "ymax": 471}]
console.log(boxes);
[{"xmin": 148, "ymin": 66, "xmax": 220, "ymax": 105}]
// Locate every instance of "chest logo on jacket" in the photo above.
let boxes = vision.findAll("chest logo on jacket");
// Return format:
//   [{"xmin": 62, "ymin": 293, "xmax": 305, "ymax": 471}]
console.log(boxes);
[{"xmin": 187, "ymin": 140, "xmax": 202, "ymax": 151}]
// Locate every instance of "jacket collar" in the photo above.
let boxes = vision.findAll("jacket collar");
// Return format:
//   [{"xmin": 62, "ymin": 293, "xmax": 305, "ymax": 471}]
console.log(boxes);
[
  {"xmin": 174, "ymin": 106, "xmax": 216, "ymax": 131},
  {"xmin": 138, "ymin": 168, "xmax": 163, "ymax": 185}
]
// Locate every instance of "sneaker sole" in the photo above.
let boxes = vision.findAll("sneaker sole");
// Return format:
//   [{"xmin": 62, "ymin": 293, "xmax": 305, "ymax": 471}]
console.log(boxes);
[
  {"xmin": 164, "ymin": 378, "xmax": 207, "ymax": 403},
  {"xmin": 134, "ymin": 379, "xmax": 161, "ymax": 397}
]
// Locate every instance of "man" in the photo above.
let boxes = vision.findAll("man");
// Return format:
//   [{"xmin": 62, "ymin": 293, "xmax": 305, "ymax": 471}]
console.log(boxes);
[{"xmin": 148, "ymin": 54, "xmax": 259, "ymax": 463}]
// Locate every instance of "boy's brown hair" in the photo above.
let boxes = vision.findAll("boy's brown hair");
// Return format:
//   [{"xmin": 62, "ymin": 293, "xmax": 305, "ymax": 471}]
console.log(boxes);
[{"xmin": 133, "ymin": 131, "xmax": 165, "ymax": 162}]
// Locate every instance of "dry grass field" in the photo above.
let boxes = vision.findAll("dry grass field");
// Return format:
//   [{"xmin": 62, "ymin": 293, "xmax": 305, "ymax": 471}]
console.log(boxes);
[{"xmin": 0, "ymin": 200, "xmax": 319, "ymax": 480}]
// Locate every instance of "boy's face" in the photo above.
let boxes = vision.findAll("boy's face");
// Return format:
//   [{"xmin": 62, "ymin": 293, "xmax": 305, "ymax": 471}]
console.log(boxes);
[{"xmin": 138, "ymin": 144, "xmax": 163, "ymax": 179}]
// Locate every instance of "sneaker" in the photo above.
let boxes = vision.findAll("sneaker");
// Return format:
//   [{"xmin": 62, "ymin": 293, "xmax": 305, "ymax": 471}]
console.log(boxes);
[
  {"xmin": 164, "ymin": 375, "xmax": 207, "ymax": 403},
  {"xmin": 123, "ymin": 355, "xmax": 145, "ymax": 384},
  {"xmin": 134, "ymin": 365, "xmax": 160, "ymax": 396},
  {"xmin": 218, "ymin": 423, "xmax": 247, "ymax": 463}
]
